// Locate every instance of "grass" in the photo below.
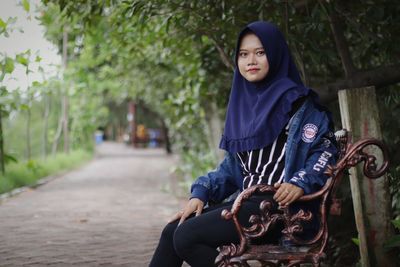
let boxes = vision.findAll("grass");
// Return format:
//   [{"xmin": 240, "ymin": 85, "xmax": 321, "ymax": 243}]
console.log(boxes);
[{"xmin": 0, "ymin": 149, "xmax": 93, "ymax": 194}]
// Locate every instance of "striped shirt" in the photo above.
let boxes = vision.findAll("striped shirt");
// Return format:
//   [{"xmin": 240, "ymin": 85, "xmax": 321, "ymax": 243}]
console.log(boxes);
[{"xmin": 237, "ymin": 122, "xmax": 290, "ymax": 189}]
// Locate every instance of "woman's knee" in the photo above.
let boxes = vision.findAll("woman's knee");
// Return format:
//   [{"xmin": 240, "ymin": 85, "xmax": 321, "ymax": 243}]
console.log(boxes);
[
  {"xmin": 160, "ymin": 222, "xmax": 178, "ymax": 243},
  {"xmin": 173, "ymin": 223, "xmax": 195, "ymax": 258}
]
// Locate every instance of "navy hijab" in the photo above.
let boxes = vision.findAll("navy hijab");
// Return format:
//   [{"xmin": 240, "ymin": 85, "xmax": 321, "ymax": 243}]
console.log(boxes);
[{"xmin": 219, "ymin": 21, "xmax": 314, "ymax": 153}]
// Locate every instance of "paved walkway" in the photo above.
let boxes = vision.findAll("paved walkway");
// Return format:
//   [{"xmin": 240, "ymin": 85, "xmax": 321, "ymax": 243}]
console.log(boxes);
[{"xmin": 0, "ymin": 142, "xmax": 186, "ymax": 267}]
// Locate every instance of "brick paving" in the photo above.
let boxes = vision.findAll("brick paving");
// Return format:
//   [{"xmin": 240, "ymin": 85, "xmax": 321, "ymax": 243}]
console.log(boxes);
[{"xmin": 0, "ymin": 142, "xmax": 186, "ymax": 267}]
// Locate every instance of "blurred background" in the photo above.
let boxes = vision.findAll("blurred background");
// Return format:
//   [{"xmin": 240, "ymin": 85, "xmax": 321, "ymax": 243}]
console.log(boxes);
[{"xmin": 0, "ymin": 1, "xmax": 399, "ymax": 265}]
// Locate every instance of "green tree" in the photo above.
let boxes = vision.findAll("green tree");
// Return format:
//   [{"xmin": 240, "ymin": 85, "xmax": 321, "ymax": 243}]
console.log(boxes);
[
  {"xmin": 0, "ymin": 17, "xmax": 19, "ymax": 173},
  {"xmin": 38, "ymin": 1, "xmax": 400, "ymax": 264}
]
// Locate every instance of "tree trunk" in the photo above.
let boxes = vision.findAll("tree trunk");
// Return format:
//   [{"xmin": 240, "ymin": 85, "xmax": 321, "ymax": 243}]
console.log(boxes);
[
  {"xmin": 204, "ymin": 101, "xmax": 224, "ymax": 162},
  {"xmin": 25, "ymin": 63, "xmax": 32, "ymax": 160},
  {"xmin": 338, "ymin": 86, "xmax": 395, "ymax": 267},
  {"xmin": 42, "ymin": 93, "xmax": 50, "ymax": 158},
  {"xmin": 325, "ymin": 1, "xmax": 356, "ymax": 78},
  {"xmin": 52, "ymin": 98, "xmax": 64, "ymax": 155},
  {"xmin": 161, "ymin": 120, "xmax": 172, "ymax": 154},
  {"xmin": 62, "ymin": 27, "xmax": 69, "ymax": 153},
  {"xmin": 52, "ymin": 119, "xmax": 63, "ymax": 155},
  {"xmin": 127, "ymin": 101, "xmax": 136, "ymax": 146},
  {"xmin": 26, "ymin": 103, "xmax": 31, "ymax": 160},
  {"xmin": 0, "ymin": 111, "xmax": 5, "ymax": 174},
  {"xmin": 62, "ymin": 93, "xmax": 69, "ymax": 153}
]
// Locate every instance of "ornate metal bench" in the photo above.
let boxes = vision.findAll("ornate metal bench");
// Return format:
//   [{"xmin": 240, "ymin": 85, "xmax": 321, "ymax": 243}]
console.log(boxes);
[{"xmin": 215, "ymin": 130, "xmax": 389, "ymax": 267}]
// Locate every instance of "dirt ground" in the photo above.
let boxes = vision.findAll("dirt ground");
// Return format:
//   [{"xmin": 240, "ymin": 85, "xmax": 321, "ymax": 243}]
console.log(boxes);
[{"xmin": 0, "ymin": 142, "xmax": 186, "ymax": 267}]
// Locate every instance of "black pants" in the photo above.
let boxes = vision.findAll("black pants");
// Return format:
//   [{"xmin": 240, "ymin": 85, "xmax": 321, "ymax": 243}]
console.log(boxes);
[{"xmin": 149, "ymin": 194, "xmax": 280, "ymax": 267}]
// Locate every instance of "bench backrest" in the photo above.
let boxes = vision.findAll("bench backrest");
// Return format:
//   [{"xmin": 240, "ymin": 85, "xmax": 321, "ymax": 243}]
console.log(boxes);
[{"xmin": 328, "ymin": 129, "xmax": 389, "ymax": 216}]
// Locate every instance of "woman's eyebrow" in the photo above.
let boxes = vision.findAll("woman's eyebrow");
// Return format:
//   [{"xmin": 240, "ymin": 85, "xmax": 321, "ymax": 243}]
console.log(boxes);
[{"xmin": 239, "ymin": 47, "xmax": 264, "ymax": 51}]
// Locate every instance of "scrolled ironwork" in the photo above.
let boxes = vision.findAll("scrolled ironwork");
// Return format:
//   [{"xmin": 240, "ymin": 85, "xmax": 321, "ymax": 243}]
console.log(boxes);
[
  {"xmin": 331, "ymin": 138, "xmax": 389, "ymax": 179},
  {"xmin": 216, "ymin": 243, "xmax": 244, "ymax": 267},
  {"xmin": 216, "ymin": 130, "xmax": 389, "ymax": 267}
]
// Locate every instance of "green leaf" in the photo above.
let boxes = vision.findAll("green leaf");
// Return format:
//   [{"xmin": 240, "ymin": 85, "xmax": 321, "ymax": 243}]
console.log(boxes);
[
  {"xmin": 22, "ymin": 0, "xmax": 30, "ymax": 12},
  {"xmin": 392, "ymin": 219, "xmax": 400, "ymax": 229},
  {"xmin": 4, "ymin": 153, "xmax": 18, "ymax": 164},
  {"xmin": 4, "ymin": 57, "xmax": 15, "ymax": 73},
  {"xmin": 0, "ymin": 95, "xmax": 12, "ymax": 105},
  {"xmin": 384, "ymin": 235, "xmax": 400, "ymax": 249},
  {"xmin": 19, "ymin": 104, "xmax": 29, "ymax": 110},
  {"xmin": 16, "ymin": 54, "xmax": 28, "ymax": 66},
  {"xmin": 35, "ymin": 55, "xmax": 42, "ymax": 62},
  {"xmin": 7, "ymin": 17, "xmax": 17, "ymax": 25},
  {"xmin": 32, "ymin": 81, "xmax": 41, "ymax": 87},
  {"xmin": 26, "ymin": 159, "xmax": 39, "ymax": 171},
  {"xmin": 351, "ymin": 238, "xmax": 360, "ymax": 246},
  {"xmin": 0, "ymin": 18, "xmax": 6, "ymax": 29}
]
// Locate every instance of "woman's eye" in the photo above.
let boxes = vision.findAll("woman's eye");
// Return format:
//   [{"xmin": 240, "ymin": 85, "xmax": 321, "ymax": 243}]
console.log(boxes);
[
  {"xmin": 256, "ymin": 50, "xmax": 265, "ymax": 56},
  {"xmin": 239, "ymin": 52, "xmax": 247, "ymax": 57}
]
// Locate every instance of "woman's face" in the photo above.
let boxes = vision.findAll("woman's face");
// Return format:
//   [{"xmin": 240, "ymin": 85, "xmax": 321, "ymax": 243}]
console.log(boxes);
[{"xmin": 237, "ymin": 33, "xmax": 269, "ymax": 83}]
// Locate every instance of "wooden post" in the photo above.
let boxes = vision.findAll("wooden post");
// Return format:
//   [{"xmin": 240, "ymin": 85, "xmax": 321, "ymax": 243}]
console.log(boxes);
[{"xmin": 338, "ymin": 86, "xmax": 394, "ymax": 267}]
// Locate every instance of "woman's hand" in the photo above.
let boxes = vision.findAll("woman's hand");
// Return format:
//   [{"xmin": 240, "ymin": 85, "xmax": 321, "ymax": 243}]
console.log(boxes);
[
  {"xmin": 168, "ymin": 198, "xmax": 204, "ymax": 225},
  {"xmin": 273, "ymin": 182, "xmax": 304, "ymax": 207}
]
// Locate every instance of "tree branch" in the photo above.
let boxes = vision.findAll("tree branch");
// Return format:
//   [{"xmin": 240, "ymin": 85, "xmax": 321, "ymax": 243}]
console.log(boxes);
[
  {"xmin": 323, "ymin": 1, "xmax": 357, "ymax": 77},
  {"xmin": 315, "ymin": 63, "xmax": 400, "ymax": 103},
  {"xmin": 294, "ymin": 0, "xmax": 315, "ymax": 9},
  {"xmin": 209, "ymin": 36, "xmax": 234, "ymax": 71}
]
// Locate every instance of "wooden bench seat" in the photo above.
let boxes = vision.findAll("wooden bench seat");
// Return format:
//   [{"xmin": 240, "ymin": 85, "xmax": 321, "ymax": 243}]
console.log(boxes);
[{"xmin": 215, "ymin": 129, "xmax": 389, "ymax": 267}]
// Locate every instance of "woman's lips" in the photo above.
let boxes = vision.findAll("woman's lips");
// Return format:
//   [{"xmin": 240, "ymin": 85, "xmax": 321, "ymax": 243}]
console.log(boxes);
[{"xmin": 247, "ymin": 68, "xmax": 260, "ymax": 72}]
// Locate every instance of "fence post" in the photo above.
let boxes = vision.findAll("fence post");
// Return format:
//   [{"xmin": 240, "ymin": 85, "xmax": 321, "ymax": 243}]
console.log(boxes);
[{"xmin": 338, "ymin": 86, "xmax": 394, "ymax": 266}]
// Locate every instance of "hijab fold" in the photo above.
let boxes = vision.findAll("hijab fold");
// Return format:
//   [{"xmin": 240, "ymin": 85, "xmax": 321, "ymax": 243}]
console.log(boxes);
[{"xmin": 219, "ymin": 21, "xmax": 315, "ymax": 153}]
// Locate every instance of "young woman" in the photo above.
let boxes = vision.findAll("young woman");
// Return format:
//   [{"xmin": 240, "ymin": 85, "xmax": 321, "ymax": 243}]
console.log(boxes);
[{"xmin": 149, "ymin": 21, "xmax": 337, "ymax": 267}]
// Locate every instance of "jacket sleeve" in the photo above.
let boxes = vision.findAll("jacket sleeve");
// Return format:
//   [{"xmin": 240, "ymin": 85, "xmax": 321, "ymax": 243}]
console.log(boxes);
[
  {"xmin": 288, "ymin": 128, "xmax": 338, "ymax": 195},
  {"xmin": 190, "ymin": 153, "xmax": 242, "ymax": 204}
]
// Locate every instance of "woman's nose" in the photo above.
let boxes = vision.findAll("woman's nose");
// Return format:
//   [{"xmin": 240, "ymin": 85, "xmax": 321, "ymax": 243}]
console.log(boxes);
[{"xmin": 247, "ymin": 53, "xmax": 256, "ymax": 65}]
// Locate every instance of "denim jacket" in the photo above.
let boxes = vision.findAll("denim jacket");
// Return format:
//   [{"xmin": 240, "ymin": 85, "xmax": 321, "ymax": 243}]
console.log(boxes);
[{"xmin": 190, "ymin": 98, "xmax": 338, "ymax": 204}]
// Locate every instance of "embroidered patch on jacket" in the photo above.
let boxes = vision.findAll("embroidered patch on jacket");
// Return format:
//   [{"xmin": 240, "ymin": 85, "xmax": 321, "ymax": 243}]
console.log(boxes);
[{"xmin": 302, "ymin": 123, "xmax": 318, "ymax": 143}]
